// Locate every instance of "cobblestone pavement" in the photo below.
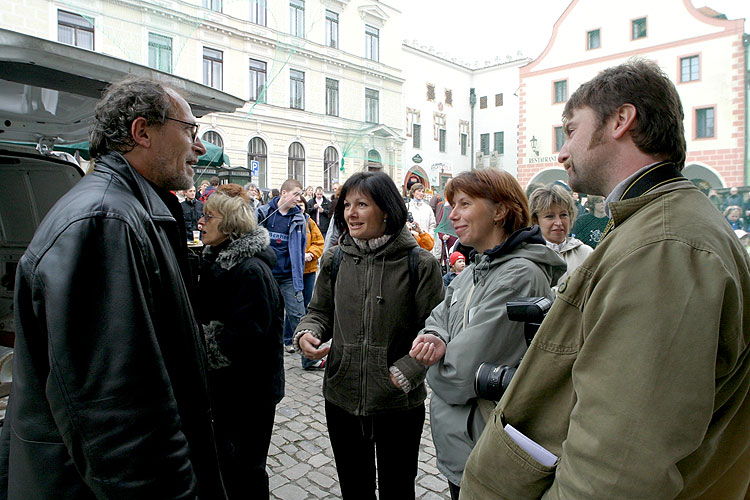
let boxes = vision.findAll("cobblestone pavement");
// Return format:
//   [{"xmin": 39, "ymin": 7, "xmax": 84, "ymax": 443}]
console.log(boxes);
[{"xmin": 268, "ymin": 350, "xmax": 450, "ymax": 500}]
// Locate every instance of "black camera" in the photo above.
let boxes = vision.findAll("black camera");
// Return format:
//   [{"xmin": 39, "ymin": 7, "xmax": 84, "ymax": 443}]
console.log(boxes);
[
  {"xmin": 474, "ymin": 297, "xmax": 552, "ymax": 401},
  {"xmin": 407, "ymin": 211, "xmax": 414, "ymax": 223}
]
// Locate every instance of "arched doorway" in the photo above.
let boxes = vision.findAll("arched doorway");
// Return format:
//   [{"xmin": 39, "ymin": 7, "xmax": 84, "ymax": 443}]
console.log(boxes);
[
  {"xmin": 403, "ymin": 165, "xmax": 430, "ymax": 195},
  {"xmin": 683, "ymin": 163, "xmax": 725, "ymax": 189},
  {"xmin": 528, "ymin": 168, "xmax": 568, "ymax": 187}
]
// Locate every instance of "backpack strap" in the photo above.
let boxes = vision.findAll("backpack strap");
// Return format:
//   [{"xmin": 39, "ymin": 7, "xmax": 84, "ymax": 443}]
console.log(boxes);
[{"xmin": 330, "ymin": 245, "xmax": 344, "ymax": 302}]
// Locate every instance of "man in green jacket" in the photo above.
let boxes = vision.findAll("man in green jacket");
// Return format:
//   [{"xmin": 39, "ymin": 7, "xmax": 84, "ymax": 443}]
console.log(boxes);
[{"xmin": 461, "ymin": 60, "xmax": 750, "ymax": 499}]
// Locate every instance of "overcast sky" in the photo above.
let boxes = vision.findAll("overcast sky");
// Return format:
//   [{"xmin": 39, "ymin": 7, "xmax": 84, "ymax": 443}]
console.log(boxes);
[{"xmin": 400, "ymin": 0, "xmax": 750, "ymax": 65}]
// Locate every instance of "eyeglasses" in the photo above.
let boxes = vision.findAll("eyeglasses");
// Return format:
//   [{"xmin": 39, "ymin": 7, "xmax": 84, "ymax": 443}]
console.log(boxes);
[
  {"xmin": 200, "ymin": 213, "xmax": 223, "ymax": 222},
  {"xmin": 165, "ymin": 116, "xmax": 199, "ymax": 142}
]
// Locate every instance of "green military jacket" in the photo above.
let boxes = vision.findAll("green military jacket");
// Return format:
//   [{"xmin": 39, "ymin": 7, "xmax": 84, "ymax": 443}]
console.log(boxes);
[{"xmin": 461, "ymin": 182, "xmax": 750, "ymax": 499}]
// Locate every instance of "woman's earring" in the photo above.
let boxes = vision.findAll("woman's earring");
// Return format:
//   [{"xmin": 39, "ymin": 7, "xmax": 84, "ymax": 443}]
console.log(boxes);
[{"xmin": 493, "ymin": 221, "xmax": 498, "ymax": 226}]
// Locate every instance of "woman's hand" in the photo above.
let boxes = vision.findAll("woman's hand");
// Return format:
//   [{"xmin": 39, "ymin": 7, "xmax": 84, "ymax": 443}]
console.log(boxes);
[
  {"xmin": 305, "ymin": 252, "xmax": 315, "ymax": 262},
  {"xmin": 299, "ymin": 332, "xmax": 330, "ymax": 359},
  {"xmin": 410, "ymin": 333, "xmax": 446, "ymax": 366}
]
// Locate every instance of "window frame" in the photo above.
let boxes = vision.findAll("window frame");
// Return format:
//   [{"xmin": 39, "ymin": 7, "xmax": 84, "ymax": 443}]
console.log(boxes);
[
  {"xmin": 587, "ymin": 28, "xmax": 601, "ymax": 50},
  {"xmin": 201, "ymin": 130, "xmax": 224, "ymax": 149},
  {"xmin": 250, "ymin": 0, "xmax": 267, "ymax": 26},
  {"xmin": 148, "ymin": 32, "xmax": 172, "ymax": 73},
  {"xmin": 365, "ymin": 88, "xmax": 379, "ymax": 124},
  {"xmin": 365, "ymin": 25, "xmax": 379, "ymax": 62},
  {"xmin": 413, "ymin": 123, "xmax": 421, "ymax": 149},
  {"xmin": 632, "ymin": 17, "xmax": 647, "ymax": 40},
  {"xmin": 554, "ymin": 126, "xmax": 566, "ymax": 153},
  {"xmin": 460, "ymin": 133, "xmax": 467, "ymax": 156},
  {"xmin": 438, "ymin": 128, "xmax": 446, "ymax": 153},
  {"xmin": 694, "ymin": 106, "xmax": 716, "ymax": 140},
  {"xmin": 679, "ymin": 54, "xmax": 701, "ymax": 84},
  {"xmin": 325, "ymin": 10, "xmax": 339, "ymax": 49},
  {"xmin": 480, "ymin": 133, "xmax": 490, "ymax": 155},
  {"xmin": 288, "ymin": 141, "xmax": 305, "ymax": 185},
  {"xmin": 553, "ymin": 79, "xmax": 568, "ymax": 104},
  {"xmin": 493, "ymin": 131, "xmax": 504, "ymax": 155},
  {"xmin": 495, "ymin": 93, "xmax": 503, "ymax": 107},
  {"xmin": 249, "ymin": 58, "xmax": 267, "ymax": 103},
  {"xmin": 323, "ymin": 146, "xmax": 339, "ymax": 192},
  {"xmin": 290, "ymin": 0, "xmax": 305, "ymax": 38},
  {"xmin": 202, "ymin": 0, "xmax": 222, "ymax": 12},
  {"xmin": 248, "ymin": 137, "xmax": 268, "ymax": 189},
  {"xmin": 57, "ymin": 10, "xmax": 94, "ymax": 50},
  {"xmin": 479, "ymin": 96, "xmax": 487, "ymax": 109},
  {"xmin": 290, "ymin": 69, "xmax": 305, "ymax": 110},
  {"xmin": 326, "ymin": 78, "xmax": 339, "ymax": 117},
  {"xmin": 202, "ymin": 47, "xmax": 223, "ymax": 90}
]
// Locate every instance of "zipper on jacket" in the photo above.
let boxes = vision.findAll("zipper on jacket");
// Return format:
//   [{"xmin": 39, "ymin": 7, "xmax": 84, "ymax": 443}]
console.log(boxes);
[{"xmin": 358, "ymin": 253, "xmax": 373, "ymax": 415}]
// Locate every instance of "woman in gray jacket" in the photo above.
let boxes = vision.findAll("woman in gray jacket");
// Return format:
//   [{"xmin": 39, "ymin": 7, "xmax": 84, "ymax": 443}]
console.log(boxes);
[
  {"xmin": 295, "ymin": 172, "xmax": 444, "ymax": 500},
  {"xmin": 410, "ymin": 169, "xmax": 565, "ymax": 500}
]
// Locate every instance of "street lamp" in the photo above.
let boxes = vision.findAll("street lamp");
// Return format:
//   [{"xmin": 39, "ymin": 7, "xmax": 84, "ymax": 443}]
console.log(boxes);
[{"xmin": 530, "ymin": 135, "xmax": 539, "ymax": 157}]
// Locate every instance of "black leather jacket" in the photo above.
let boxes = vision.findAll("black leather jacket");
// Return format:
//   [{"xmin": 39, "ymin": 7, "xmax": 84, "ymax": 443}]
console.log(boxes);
[{"xmin": 0, "ymin": 152, "xmax": 226, "ymax": 499}]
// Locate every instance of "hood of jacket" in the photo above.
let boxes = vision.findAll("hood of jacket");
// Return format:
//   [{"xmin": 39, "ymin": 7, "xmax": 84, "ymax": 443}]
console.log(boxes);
[
  {"xmin": 202, "ymin": 226, "xmax": 275, "ymax": 270},
  {"xmin": 470, "ymin": 226, "xmax": 566, "ymax": 286},
  {"xmin": 548, "ymin": 236, "xmax": 587, "ymax": 254}
]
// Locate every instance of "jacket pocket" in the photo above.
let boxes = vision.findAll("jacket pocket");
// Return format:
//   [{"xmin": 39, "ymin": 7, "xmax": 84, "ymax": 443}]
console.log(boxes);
[
  {"xmin": 366, "ymin": 345, "xmax": 407, "ymax": 410},
  {"xmin": 462, "ymin": 411, "xmax": 556, "ymax": 499},
  {"xmin": 325, "ymin": 343, "xmax": 359, "ymax": 398}
]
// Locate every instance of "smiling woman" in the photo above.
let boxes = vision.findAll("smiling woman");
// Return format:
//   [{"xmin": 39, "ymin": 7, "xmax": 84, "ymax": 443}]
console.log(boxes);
[{"xmin": 293, "ymin": 171, "xmax": 444, "ymax": 499}]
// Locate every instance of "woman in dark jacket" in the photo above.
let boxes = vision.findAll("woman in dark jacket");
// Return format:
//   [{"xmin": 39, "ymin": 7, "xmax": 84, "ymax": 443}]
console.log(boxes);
[
  {"xmin": 197, "ymin": 184, "xmax": 284, "ymax": 499},
  {"xmin": 295, "ymin": 172, "xmax": 444, "ymax": 499}
]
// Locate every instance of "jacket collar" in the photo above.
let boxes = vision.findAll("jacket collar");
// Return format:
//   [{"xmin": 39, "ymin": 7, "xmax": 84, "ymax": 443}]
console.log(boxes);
[
  {"xmin": 609, "ymin": 180, "xmax": 697, "ymax": 229},
  {"xmin": 94, "ymin": 151, "xmax": 175, "ymax": 222},
  {"xmin": 203, "ymin": 226, "xmax": 271, "ymax": 270},
  {"xmin": 340, "ymin": 226, "xmax": 417, "ymax": 257}
]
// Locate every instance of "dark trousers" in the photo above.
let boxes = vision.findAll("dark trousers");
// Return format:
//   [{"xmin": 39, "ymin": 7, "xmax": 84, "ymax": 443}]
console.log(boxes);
[
  {"xmin": 325, "ymin": 400, "xmax": 425, "ymax": 500},
  {"xmin": 214, "ymin": 403, "xmax": 276, "ymax": 499},
  {"xmin": 449, "ymin": 481, "xmax": 460, "ymax": 500}
]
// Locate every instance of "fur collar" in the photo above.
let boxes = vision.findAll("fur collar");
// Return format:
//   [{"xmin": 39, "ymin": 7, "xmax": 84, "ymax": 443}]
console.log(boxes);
[{"xmin": 203, "ymin": 226, "xmax": 270, "ymax": 270}]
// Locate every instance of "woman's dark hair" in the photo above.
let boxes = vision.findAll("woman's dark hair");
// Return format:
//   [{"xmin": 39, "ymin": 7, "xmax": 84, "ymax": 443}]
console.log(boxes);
[
  {"xmin": 89, "ymin": 78, "xmax": 175, "ymax": 159},
  {"xmin": 334, "ymin": 172, "xmax": 407, "ymax": 235}
]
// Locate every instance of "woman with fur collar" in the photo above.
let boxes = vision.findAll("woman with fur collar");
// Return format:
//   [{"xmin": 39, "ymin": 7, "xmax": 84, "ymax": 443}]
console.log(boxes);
[{"xmin": 197, "ymin": 184, "xmax": 285, "ymax": 499}]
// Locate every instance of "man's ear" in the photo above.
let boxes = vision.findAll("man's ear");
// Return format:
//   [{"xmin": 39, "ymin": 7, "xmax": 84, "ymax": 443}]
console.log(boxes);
[
  {"xmin": 131, "ymin": 117, "xmax": 152, "ymax": 148},
  {"xmin": 612, "ymin": 103, "xmax": 637, "ymax": 140}
]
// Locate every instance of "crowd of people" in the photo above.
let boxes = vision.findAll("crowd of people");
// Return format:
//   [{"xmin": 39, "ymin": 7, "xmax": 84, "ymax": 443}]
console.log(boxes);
[{"xmin": 1, "ymin": 59, "xmax": 748, "ymax": 500}]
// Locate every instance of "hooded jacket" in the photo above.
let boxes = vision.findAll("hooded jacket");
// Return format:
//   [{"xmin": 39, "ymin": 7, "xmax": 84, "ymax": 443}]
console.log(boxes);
[
  {"xmin": 296, "ymin": 226, "xmax": 444, "ymax": 415},
  {"xmin": 257, "ymin": 198, "xmax": 307, "ymax": 292},
  {"xmin": 198, "ymin": 226, "xmax": 285, "ymax": 408},
  {"xmin": 424, "ymin": 226, "xmax": 566, "ymax": 485},
  {"xmin": 545, "ymin": 236, "xmax": 593, "ymax": 290},
  {"xmin": 0, "ymin": 152, "xmax": 225, "ymax": 500}
]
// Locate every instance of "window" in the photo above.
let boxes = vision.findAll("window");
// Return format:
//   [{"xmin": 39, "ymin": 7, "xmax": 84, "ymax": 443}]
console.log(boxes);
[
  {"xmin": 148, "ymin": 33, "xmax": 172, "ymax": 73},
  {"xmin": 250, "ymin": 0, "xmax": 266, "ymax": 26},
  {"xmin": 365, "ymin": 88, "xmax": 379, "ymax": 124},
  {"xmin": 203, "ymin": 48, "xmax": 223, "ymax": 90},
  {"xmin": 58, "ymin": 10, "xmax": 94, "ymax": 50},
  {"xmin": 554, "ymin": 80, "xmax": 567, "ymax": 103},
  {"xmin": 290, "ymin": 69, "xmax": 304, "ymax": 110},
  {"xmin": 480, "ymin": 133, "xmax": 490, "ymax": 155},
  {"xmin": 494, "ymin": 132, "xmax": 504, "ymax": 155},
  {"xmin": 288, "ymin": 142, "xmax": 305, "ymax": 185},
  {"xmin": 248, "ymin": 137, "xmax": 268, "ymax": 188},
  {"xmin": 249, "ymin": 59, "xmax": 266, "ymax": 103},
  {"xmin": 324, "ymin": 146, "xmax": 339, "ymax": 192},
  {"xmin": 367, "ymin": 149, "xmax": 381, "ymax": 171},
  {"xmin": 696, "ymin": 107, "xmax": 715, "ymax": 138},
  {"xmin": 555, "ymin": 126, "xmax": 566, "ymax": 152},
  {"xmin": 439, "ymin": 129, "xmax": 446, "ymax": 153},
  {"xmin": 426, "ymin": 83, "xmax": 435, "ymax": 101},
  {"xmin": 413, "ymin": 123, "xmax": 421, "ymax": 148},
  {"xmin": 445, "ymin": 89, "xmax": 453, "ymax": 106},
  {"xmin": 495, "ymin": 93, "xmax": 503, "ymax": 106},
  {"xmin": 326, "ymin": 78, "xmax": 339, "ymax": 116},
  {"xmin": 365, "ymin": 25, "xmax": 379, "ymax": 62},
  {"xmin": 460, "ymin": 133, "xmax": 467, "ymax": 156},
  {"xmin": 290, "ymin": 0, "xmax": 304, "ymax": 38},
  {"xmin": 587, "ymin": 29, "xmax": 600, "ymax": 50},
  {"xmin": 632, "ymin": 17, "xmax": 646, "ymax": 39},
  {"xmin": 202, "ymin": 0, "xmax": 222, "ymax": 12},
  {"xmin": 681, "ymin": 55, "xmax": 700, "ymax": 82},
  {"xmin": 479, "ymin": 96, "xmax": 487, "ymax": 109},
  {"xmin": 202, "ymin": 131, "xmax": 223, "ymax": 148},
  {"xmin": 325, "ymin": 10, "xmax": 338, "ymax": 48}
]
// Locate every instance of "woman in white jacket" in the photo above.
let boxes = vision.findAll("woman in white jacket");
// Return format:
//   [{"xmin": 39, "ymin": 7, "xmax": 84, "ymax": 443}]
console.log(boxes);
[
  {"xmin": 407, "ymin": 183, "xmax": 436, "ymax": 250},
  {"xmin": 528, "ymin": 183, "xmax": 593, "ymax": 290}
]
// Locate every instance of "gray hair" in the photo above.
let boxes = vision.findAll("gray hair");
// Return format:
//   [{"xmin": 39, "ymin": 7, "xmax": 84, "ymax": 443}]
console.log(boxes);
[{"xmin": 89, "ymin": 78, "xmax": 176, "ymax": 159}]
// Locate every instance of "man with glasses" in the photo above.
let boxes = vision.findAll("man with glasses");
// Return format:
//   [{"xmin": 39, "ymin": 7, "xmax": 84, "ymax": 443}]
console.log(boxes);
[{"xmin": 0, "ymin": 78, "xmax": 227, "ymax": 499}]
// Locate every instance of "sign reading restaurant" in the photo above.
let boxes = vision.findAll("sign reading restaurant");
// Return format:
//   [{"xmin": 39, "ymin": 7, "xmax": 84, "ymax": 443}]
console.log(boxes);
[{"xmin": 528, "ymin": 155, "xmax": 559, "ymax": 164}]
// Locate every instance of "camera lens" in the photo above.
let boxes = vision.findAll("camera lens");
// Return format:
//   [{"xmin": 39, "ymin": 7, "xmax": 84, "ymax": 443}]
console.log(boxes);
[{"xmin": 474, "ymin": 362, "xmax": 517, "ymax": 401}]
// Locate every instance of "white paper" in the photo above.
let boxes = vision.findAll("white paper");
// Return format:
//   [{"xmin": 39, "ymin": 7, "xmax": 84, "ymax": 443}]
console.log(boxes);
[{"xmin": 504, "ymin": 423, "xmax": 558, "ymax": 467}]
